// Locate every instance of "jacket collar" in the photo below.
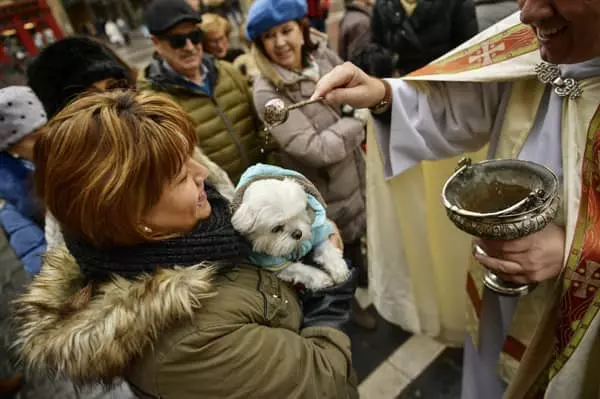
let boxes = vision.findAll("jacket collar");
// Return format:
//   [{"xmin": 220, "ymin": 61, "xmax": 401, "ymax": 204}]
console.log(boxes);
[
  {"xmin": 14, "ymin": 248, "xmax": 216, "ymax": 384},
  {"xmin": 252, "ymin": 28, "xmax": 330, "ymax": 90},
  {"xmin": 143, "ymin": 54, "xmax": 219, "ymax": 95}
]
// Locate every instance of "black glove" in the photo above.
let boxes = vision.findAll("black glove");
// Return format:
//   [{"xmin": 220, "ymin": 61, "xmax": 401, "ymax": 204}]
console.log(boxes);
[{"xmin": 299, "ymin": 268, "xmax": 358, "ymax": 332}]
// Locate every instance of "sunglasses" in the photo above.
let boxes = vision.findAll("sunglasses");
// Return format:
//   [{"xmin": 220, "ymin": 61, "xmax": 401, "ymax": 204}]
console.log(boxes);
[{"xmin": 162, "ymin": 30, "xmax": 203, "ymax": 49}]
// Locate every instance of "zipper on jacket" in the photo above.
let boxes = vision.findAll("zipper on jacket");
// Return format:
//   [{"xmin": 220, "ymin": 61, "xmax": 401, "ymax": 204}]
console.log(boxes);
[{"xmin": 211, "ymin": 96, "xmax": 250, "ymax": 167}]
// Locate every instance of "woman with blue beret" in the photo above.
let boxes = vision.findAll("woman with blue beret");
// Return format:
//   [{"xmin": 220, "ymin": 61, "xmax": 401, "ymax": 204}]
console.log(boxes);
[{"xmin": 246, "ymin": 0, "xmax": 371, "ymax": 328}]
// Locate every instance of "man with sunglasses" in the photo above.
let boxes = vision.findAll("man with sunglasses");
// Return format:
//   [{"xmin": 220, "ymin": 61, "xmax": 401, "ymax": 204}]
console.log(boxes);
[{"xmin": 141, "ymin": 0, "xmax": 262, "ymax": 183}]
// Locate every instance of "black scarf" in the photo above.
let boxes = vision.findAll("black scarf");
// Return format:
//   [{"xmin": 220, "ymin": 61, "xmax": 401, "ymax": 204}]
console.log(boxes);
[{"xmin": 65, "ymin": 184, "xmax": 251, "ymax": 283}]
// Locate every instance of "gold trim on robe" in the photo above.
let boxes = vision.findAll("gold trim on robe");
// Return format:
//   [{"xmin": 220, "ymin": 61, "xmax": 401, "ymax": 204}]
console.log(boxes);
[
  {"xmin": 522, "ymin": 106, "xmax": 600, "ymax": 397},
  {"xmin": 409, "ymin": 24, "xmax": 538, "ymax": 77}
]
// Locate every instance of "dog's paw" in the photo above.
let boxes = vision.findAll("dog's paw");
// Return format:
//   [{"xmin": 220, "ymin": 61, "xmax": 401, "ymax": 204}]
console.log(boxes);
[
  {"xmin": 313, "ymin": 244, "xmax": 351, "ymax": 284},
  {"xmin": 327, "ymin": 257, "xmax": 351, "ymax": 284},
  {"xmin": 304, "ymin": 270, "xmax": 335, "ymax": 290}
]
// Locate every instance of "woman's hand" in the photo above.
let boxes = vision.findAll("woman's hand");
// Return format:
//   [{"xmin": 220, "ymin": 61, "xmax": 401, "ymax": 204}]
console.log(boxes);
[
  {"xmin": 474, "ymin": 223, "xmax": 566, "ymax": 284},
  {"xmin": 312, "ymin": 62, "xmax": 386, "ymax": 109},
  {"xmin": 328, "ymin": 220, "xmax": 344, "ymax": 251}
]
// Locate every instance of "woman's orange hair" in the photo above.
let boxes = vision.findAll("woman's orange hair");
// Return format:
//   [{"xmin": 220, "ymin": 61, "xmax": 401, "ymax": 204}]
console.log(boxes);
[{"xmin": 34, "ymin": 90, "xmax": 197, "ymax": 248}]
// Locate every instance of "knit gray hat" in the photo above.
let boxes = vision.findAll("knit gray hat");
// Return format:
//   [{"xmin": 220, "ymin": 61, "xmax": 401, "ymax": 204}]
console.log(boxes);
[{"xmin": 0, "ymin": 86, "xmax": 47, "ymax": 152}]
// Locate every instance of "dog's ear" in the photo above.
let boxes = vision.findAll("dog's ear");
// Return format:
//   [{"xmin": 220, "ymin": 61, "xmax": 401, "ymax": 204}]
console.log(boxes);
[{"xmin": 231, "ymin": 203, "xmax": 258, "ymax": 234}]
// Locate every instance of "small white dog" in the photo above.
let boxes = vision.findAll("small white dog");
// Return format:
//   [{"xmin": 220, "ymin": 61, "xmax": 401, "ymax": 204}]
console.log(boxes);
[{"xmin": 231, "ymin": 165, "xmax": 350, "ymax": 290}]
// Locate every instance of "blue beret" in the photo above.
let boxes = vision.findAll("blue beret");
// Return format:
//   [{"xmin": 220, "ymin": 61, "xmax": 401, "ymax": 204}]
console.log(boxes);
[{"xmin": 245, "ymin": 0, "xmax": 308, "ymax": 42}]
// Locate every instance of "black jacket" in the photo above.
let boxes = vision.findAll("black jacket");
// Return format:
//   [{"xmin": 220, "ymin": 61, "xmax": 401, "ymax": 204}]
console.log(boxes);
[{"xmin": 372, "ymin": 0, "xmax": 478, "ymax": 75}]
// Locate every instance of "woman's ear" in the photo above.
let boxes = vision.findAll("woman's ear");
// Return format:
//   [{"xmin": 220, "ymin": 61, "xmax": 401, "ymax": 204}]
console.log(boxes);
[{"xmin": 231, "ymin": 203, "xmax": 258, "ymax": 234}]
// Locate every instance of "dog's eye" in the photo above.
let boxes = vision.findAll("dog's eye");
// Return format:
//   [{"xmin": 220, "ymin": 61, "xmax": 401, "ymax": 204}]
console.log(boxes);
[{"xmin": 271, "ymin": 225, "xmax": 284, "ymax": 233}]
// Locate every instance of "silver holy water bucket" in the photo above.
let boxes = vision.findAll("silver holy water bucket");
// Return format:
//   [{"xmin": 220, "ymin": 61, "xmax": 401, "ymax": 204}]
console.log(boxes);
[{"xmin": 441, "ymin": 158, "xmax": 560, "ymax": 296}]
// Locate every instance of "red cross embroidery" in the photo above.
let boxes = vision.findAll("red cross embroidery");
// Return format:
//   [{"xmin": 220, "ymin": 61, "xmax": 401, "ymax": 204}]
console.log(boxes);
[{"xmin": 468, "ymin": 41, "xmax": 507, "ymax": 66}]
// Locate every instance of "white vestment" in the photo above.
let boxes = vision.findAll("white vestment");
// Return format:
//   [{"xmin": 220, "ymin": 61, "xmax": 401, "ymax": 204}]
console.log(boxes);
[{"xmin": 374, "ymin": 52, "xmax": 600, "ymax": 398}]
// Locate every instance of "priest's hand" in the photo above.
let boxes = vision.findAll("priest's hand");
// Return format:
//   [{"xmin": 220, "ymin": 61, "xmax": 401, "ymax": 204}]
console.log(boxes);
[
  {"xmin": 311, "ymin": 62, "xmax": 386, "ymax": 108},
  {"xmin": 474, "ymin": 223, "xmax": 566, "ymax": 284}
]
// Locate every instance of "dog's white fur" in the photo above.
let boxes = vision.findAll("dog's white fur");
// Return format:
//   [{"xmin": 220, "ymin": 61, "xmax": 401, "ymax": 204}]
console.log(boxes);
[{"xmin": 232, "ymin": 178, "xmax": 350, "ymax": 290}]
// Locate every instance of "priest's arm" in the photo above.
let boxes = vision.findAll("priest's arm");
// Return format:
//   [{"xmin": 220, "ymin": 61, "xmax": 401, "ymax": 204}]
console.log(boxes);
[{"xmin": 376, "ymin": 79, "xmax": 510, "ymax": 178}]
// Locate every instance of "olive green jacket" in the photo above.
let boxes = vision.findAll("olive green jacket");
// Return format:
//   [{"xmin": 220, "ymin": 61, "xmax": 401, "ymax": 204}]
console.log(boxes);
[
  {"xmin": 14, "ymin": 251, "xmax": 358, "ymax": 399},
  {"xmin": 138, "ymin": 56, "xmax": 263, "ymax": 183}
]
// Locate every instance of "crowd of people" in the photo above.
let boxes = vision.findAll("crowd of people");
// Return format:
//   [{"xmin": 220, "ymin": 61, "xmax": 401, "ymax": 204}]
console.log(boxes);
[{"xmin": 4, "ymin": 0, "xmax": 600, "ymax": 398}]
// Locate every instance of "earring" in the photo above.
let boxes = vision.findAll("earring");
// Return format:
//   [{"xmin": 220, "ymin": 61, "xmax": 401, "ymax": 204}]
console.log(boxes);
[{"xmin": 142, "ymin": 225, "xmax": 152, "ymax": 233}]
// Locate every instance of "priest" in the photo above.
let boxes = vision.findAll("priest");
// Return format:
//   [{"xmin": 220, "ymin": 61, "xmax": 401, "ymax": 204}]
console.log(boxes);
[{"xmin": 313, "ymin": 1, "xmax": 600, "ymax": 398}]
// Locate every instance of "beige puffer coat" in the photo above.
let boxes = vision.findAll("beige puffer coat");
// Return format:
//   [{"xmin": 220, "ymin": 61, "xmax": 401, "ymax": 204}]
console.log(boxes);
[{"xmin": 252, "ymin": 32, "xmax": 366, "ymax": 243}]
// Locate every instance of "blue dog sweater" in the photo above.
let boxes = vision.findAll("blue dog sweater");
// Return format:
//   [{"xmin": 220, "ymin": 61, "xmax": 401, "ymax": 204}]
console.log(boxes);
[{"xmin": 234, "ymin": 164, "xmax": 333, "ymax": 271}]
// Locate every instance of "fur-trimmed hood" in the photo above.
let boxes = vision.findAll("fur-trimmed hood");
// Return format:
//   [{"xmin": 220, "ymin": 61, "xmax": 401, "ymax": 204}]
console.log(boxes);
[{"xmin": 13, "ymin": 249, "xmax": 216, "ymax": 384}]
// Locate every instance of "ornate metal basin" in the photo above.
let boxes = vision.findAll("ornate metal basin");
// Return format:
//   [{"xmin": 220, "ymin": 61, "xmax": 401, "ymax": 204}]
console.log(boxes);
[{"xmin": 441, "ymin": 158, "xmax": 560, "ymax": 296}]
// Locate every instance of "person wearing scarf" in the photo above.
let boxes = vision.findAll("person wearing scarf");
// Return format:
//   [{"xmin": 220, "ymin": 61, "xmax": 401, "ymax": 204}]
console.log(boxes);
[
  {"xmin": 13, "ymin": 90, "xmax": 358, "ymax": 399},
  {"xmin": 26, "ymin": 36, "xmax": 237, "ymax": 251}
]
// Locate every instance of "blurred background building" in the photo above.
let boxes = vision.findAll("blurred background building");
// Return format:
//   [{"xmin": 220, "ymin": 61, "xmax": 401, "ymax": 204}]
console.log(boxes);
[{"xmin": 0, "ymin": 0, "xmax": 69, "ymax": 85}]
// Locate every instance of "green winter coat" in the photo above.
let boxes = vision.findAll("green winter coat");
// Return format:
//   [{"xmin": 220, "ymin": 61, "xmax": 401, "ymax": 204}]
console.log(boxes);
[
  {"xmin": 14, "ymin": 252, "xmax": 359, "ymax": 399},
  {"xmin": 138, "ymin": 56, "xmax": 263, "ymax": 183}
]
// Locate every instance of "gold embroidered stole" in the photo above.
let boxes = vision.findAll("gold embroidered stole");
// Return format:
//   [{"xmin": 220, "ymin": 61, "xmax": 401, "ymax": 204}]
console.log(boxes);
[
  {"xmin": 408, "ymin": 23, "xmax": 538, "ymax": 78},
  {"xmin": 523, "ymin": 86, "xmax": 600, "ymax": 397}
]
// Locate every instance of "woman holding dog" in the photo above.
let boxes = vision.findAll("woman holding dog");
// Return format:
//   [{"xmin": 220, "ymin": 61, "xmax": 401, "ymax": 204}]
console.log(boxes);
[
  {"xmin": 13, "ymin": 90, "xmax": 359, "ymax": 399},
  {"xmin": 246, "ymin": 0, "xmax": 372, "ymax": 327}
]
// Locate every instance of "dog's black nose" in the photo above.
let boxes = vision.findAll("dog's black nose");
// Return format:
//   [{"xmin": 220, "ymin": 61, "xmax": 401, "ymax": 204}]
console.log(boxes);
[{"xmin": 291, "ymin": 229, "xmax": 303, "ymax": 240}]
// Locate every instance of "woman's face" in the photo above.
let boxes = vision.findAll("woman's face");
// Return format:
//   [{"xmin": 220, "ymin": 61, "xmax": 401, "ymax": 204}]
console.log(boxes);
[
  {"xmin": 204, "ymin": 29, "xmax": 230, "ymax": 59},
  {"xmin": 142, "ymin": 158, "xmax": 211, "ymax": 235},
  {"xmin": 260, "ymin": 21, "xmax": 304, "ymax": 70}
]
